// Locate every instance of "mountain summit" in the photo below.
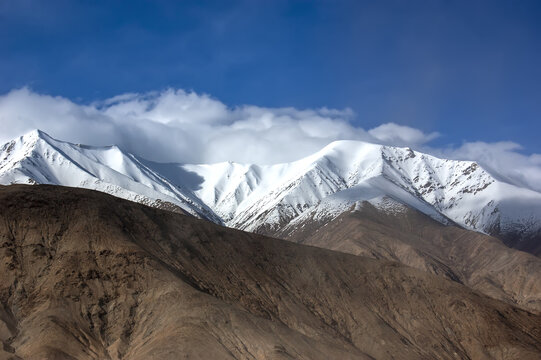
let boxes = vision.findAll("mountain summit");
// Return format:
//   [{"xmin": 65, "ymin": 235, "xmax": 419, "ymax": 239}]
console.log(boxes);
[{"xmin": 2, "ymin": 130, "xmax": 541, "ymax": 254}]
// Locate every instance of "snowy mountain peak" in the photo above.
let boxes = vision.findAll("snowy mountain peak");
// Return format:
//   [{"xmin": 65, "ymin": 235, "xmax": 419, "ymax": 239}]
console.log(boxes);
[
  {"xmin": 0, "ymin": 130, "xmax": 221, "ymax": 222},
  {"xmin": 1, "ymin": 130, "xmax": 541, "ymax": 248},
  {"xmin": 183, "ymin": 138, "xmax": 541, "ymax": 240},
  {"xmin": 18, "ymin": 128, "xmax": 47, "ymax": 142}
]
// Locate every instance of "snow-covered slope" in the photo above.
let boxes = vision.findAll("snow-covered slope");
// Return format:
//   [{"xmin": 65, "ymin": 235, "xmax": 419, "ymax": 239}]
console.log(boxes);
[
  {"xmin": 0, "ymin": 130, "xmax": 220, "ymax": 221},
  {"xmin": 183, "ymin": 140, "xmax": 541, "ymax": 239},
  {"xmin": 182, "ymin": 142, "xmax": 449, "ymax": 232},
  {"xmin": 2, "ymin": 130, "xmax": 541, "ymax": 246}
]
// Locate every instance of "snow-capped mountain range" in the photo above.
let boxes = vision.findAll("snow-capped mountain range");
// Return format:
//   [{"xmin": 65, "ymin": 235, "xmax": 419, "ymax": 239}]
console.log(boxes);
[{"xmin": 2, "ymin": 130, "xmax": 541, "ymax": 246}]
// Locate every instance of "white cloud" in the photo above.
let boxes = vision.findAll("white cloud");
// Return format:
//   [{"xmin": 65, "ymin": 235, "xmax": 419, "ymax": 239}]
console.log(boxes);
[
  {"xmin": 0, "ymin": 87, "xmax": 540, "ymax": 193},
  {"xmin": 369, "ymin": 123, "xmax": 439, "ymax": 146},
  {"xmin": 0, "ymin": 87, "xmax": 372, "ymax": 164}
]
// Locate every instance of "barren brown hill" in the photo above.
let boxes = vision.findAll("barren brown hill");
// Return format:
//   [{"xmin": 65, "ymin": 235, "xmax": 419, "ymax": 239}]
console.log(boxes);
[
  {"xmin": 1, "ymin": 185, "xmax": 541, "ymax": 359},
  {"xmin": 278, "ymin": 199, "xmax": 541, "ymax": 314}
]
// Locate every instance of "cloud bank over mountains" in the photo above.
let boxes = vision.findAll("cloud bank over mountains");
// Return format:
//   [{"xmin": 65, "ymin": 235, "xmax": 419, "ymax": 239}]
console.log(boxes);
[
  {"xmin": 0, "ymin": 87, "xmax": 438, "ymax": 163},
  {"xmin": 1, "ymin": 87, "xmax": 540, "ymax": 192}
]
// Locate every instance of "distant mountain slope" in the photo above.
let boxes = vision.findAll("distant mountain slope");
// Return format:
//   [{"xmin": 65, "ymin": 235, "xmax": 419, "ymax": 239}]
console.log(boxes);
[
  {"xmin": 1, "ymin": 130, "xmax": 541, "ymax": 253},
  {"xmin": 1, "ymin": 185, "xmax": 541, "ymax": 359}
]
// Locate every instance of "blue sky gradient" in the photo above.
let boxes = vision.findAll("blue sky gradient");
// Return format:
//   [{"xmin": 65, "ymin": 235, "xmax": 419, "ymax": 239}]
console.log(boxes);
[{"xmin": 1, "ymin": 0, "xmax": 540, "ymax": 151}]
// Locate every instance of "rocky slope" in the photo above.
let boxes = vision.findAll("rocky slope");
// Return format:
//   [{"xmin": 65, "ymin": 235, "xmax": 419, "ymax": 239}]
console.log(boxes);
[
  {"xmin": 2, "ymin": 131, "xmax": 541, "ymax": 254},
  {"xmin": 1, "ymin": 185, "xmax": 541, "ymax": 359},
  {"xmin": 278, "ymin": 197, "xmax": 541, "ymax": 313}
]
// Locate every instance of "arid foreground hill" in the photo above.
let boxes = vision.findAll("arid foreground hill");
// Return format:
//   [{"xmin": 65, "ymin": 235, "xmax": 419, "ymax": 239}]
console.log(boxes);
[
  {"xmin": 277, "ymin": 200, "xmax": 541, "ymax": 314},
  {"xmin": 1, "ymin": 185, "xmax": 541, "ymax": 359}
]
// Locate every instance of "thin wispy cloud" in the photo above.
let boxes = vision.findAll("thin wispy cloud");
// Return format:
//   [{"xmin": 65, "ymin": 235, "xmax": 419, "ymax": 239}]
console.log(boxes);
[{"xmin": 1, "ymin": 87, "xmax": 540, "ymax": 192}]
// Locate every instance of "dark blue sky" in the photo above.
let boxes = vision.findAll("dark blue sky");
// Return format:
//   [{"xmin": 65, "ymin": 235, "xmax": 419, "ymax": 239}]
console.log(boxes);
[{"xmin": 1, "ymin": 0, "xmax": 540, "ymax": 151}]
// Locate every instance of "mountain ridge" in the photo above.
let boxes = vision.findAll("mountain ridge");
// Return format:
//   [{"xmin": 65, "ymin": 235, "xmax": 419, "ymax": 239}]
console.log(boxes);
[
  {"xmin": 2, "ymin": 129, "xmax": 541, "ymax": 254},
  {"xmin": 0, "ymin": 129, "xmax": 221, "ymax": 222}
]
